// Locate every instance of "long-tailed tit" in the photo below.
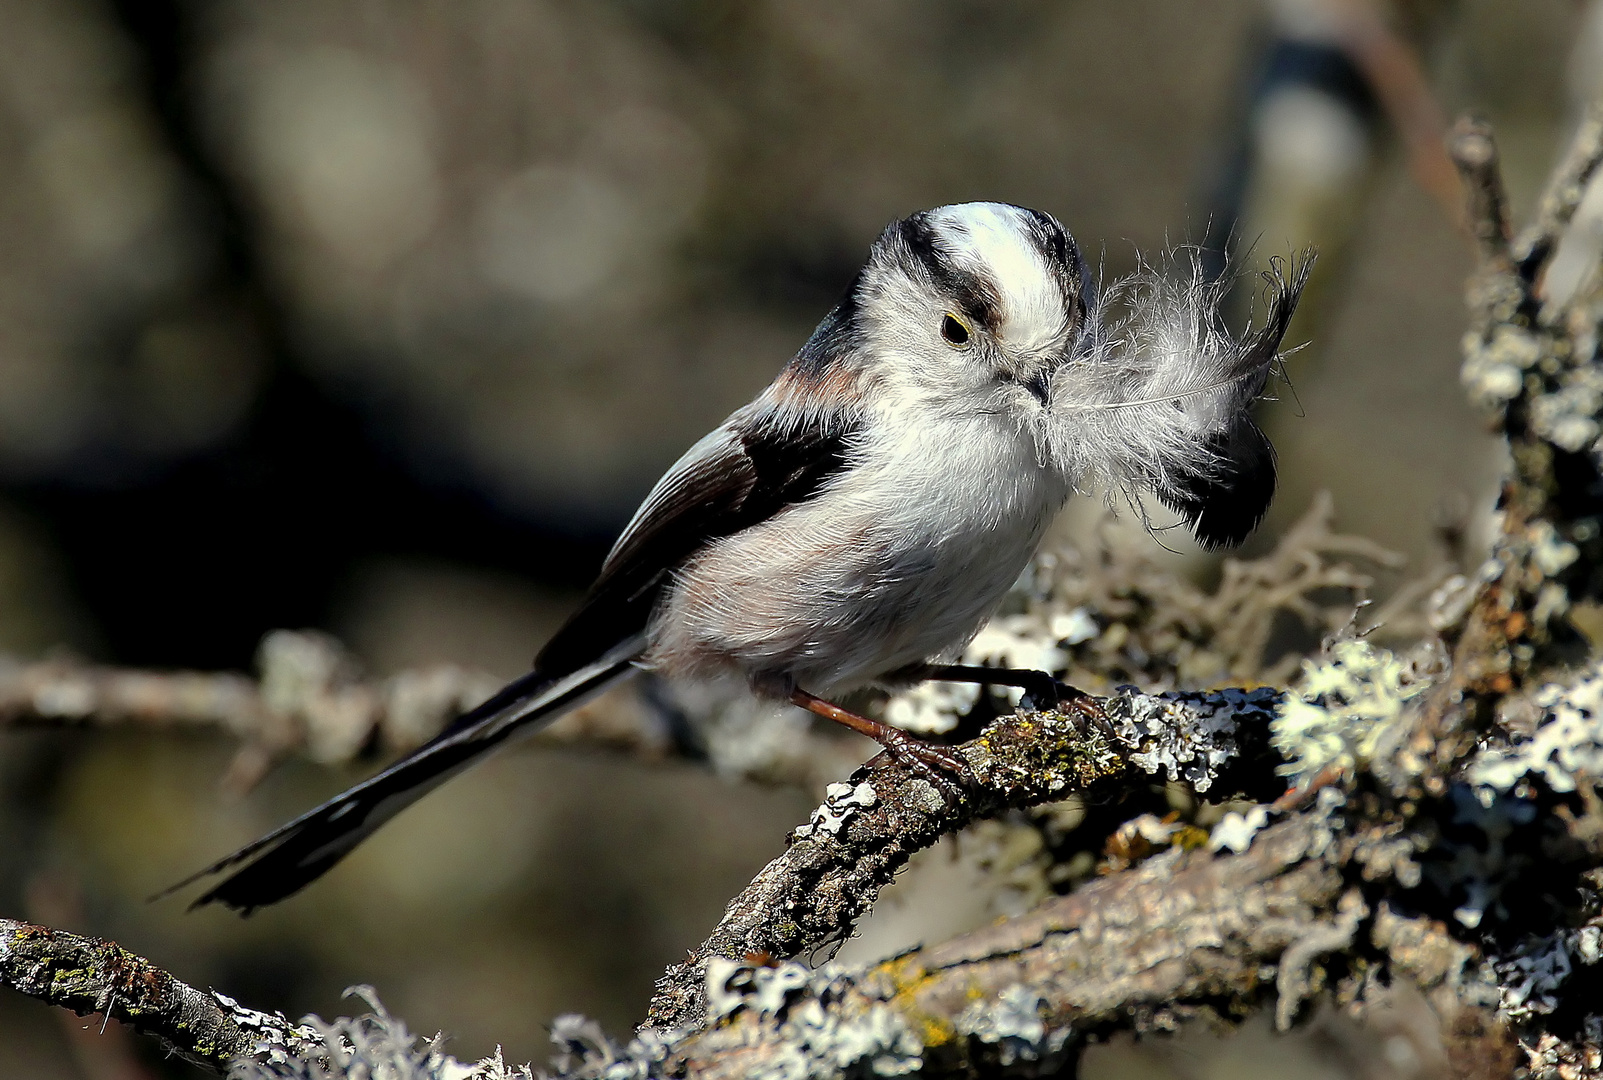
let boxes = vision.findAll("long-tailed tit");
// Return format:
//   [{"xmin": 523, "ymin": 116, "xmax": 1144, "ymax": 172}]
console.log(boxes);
[{"xmin": 168, "ymin": 202, "xmax": 1308, "ymax": 913}]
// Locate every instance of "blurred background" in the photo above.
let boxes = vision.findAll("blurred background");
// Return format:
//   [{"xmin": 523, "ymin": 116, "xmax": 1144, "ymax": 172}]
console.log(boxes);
[{"xmin": 0, "ymin": 0, "xmax": 1589, "ymax": 1076}]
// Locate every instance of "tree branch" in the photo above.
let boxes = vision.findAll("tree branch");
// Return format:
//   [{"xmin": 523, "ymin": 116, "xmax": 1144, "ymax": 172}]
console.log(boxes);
[
  {"xmin": 1448, "ymin": 115, "xmax": 1511, "ymax": 264},
  {"xmin": 644, "ymin": 686, "xmax": 1282, "ymax": 1031},
  {"xmin": 1422, "ymin": 103, "xmax": 1603, "ymax": 778},
  {"xmin": 0, "ymin": 918, "xmax": 320, "ymax": 1072},
  {"xmin": 0, "ymin": 636, "xmax": 655, "ymax": 789},
  {"xmin": 551, "ymin": 799, "xmax": 1530, "ymax": 1079}
]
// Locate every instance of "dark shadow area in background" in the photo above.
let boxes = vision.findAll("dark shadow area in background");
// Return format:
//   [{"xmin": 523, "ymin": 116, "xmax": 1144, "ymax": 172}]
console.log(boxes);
[{"xmin": 1, "ymin": 0, "xmax": 630, "ymax": 671}]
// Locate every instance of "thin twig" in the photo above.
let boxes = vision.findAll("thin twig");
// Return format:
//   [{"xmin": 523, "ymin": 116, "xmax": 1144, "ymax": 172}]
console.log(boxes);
[
  {"xmin": 1449, "ymin": 115, "xmax": 1512, "ymax": 264},
  {"xmin": 1515, "ymin": 96, "xmax": 1603, "ymax": 282}
]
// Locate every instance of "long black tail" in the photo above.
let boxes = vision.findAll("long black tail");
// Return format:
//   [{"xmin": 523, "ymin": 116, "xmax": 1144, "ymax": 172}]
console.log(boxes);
[{"xmin": 159, "ymin": 649, "xmax": 641, "ymax": 914}]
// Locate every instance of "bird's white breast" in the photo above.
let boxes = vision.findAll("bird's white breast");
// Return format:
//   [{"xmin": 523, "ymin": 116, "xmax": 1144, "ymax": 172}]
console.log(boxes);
[{"xmin": 647, "ymin": 395, "xmax": 1070, "ymax": 694}]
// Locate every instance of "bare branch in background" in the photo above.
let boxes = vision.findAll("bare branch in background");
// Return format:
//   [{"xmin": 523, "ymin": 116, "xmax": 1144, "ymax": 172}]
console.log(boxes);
[
  {"xmin": 1448, "ymin": 116, "xmax": 1511, "ymax": 264},
  {"xmin": 0, "ymin": 634, "xmax": 662, "ymax": 791},
  {"xmin": 0, "ymin": 630, "xmax": 868, "ymax": 796}
]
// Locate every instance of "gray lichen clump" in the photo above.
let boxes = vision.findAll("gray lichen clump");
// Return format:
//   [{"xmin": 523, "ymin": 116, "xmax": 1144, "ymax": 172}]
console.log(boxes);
[
  {"xmin": 555, "ymin": 956, "xmax": 1071, "ymax": 1079},
  {"xmin": 1461, "ymin": 307, "xmax": 1603, "ymax": 469},
  {"xmin": 546, "ymin": 961, "xmax": 930, "ymax": 1080},
  {"xmin": 227, "ymin": 989, "xmax": 532, "ymax": 1080},
  {"xmin": 1104, "ymin": 685, "xmax": 1275, "ymax": 792},
  {"xmin": 1468, "ymin": 661, "xmax": 1603, "ymax": 796}
]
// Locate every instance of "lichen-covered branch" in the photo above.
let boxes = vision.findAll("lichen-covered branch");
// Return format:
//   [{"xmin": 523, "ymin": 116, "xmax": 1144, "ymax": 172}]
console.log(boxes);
[
  {"xmin": 0, "ymin": 917, "xmax": 320, "ymax": 1071},
  {"xmin": 652, "ymin": 813, "xmax": 1345, "ymax": 1079},
  {"xmin": 0, "ymin": 919, "xmax": 536, "ymax": 1080},
  {"xmin": 644, "ymin": 686, "xmax": 1281, "ymax": 1031},
  {"xmin": 551, "ymin": 804, "xmax": 1524, "ymax": 1079},
  {"xmin": 1423, "ymin": 99, "xmax": 1603, "ymax": 776}
]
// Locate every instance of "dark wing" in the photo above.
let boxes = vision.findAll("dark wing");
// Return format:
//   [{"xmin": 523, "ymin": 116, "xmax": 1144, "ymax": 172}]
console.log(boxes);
[
  {"xmin": 535, "ymin": 402, "xmax": 860, "ymax": 675},
  {"xmin": 544, "ymin": 273, "xmax": 866, "ymax": 674},
  {"xmin": 1159, "ymin": 253, "xmax": 1311, "ymax": 550}
]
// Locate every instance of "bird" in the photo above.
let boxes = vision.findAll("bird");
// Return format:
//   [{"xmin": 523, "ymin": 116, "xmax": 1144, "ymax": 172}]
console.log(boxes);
[{"xmin": 165, "ymin": 202, "xmax": 1308, "ymax": 914}]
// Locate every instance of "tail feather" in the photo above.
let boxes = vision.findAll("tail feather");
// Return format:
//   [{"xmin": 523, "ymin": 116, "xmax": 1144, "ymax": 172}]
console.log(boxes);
[{"xmin": 161, "ymin": 651, "xmax": 641, "ymax": 914}]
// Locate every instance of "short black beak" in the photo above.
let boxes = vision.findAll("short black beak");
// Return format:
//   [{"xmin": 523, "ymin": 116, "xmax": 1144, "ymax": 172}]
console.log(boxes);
[{"xmin": 996, "ymin": 368, "xmax": 1051, "ymax": 406}]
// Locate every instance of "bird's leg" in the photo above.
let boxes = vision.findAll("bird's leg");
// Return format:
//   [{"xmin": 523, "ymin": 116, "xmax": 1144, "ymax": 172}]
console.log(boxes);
[
  {"xmin": 788, "ymin": 687, "xmax": 974, "ymax": 784},
  {"xmin": 911, "ymin": 663, "xmax": 1090, "ymax": 711}
]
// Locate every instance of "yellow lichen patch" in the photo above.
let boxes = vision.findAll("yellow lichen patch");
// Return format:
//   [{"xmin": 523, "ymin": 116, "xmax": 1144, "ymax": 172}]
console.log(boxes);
[
  {"xmin": 1172, "ymin": 825, "xmax": 1211, "ymax": 850},
  {"xmin": 871, "ymin": 954, "xmax": 958, "ymax": 1048}
]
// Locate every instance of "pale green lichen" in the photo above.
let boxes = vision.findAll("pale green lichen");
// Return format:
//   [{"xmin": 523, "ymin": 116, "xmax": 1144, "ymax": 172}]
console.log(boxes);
[{"xmin": 1271, "ymin": 640, "xmax": 1429, "ymax": 783}]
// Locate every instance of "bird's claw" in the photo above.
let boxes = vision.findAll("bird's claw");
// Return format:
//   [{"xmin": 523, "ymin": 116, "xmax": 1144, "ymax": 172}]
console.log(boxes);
[{"xmin": 877, "ymin": 728, "xmax": 977, "ymax": 789}]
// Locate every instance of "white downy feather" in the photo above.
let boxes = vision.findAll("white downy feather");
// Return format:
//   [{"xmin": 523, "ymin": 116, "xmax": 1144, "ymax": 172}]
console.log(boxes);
[{"xmin": 1047, "ymin": 247, "xmax": 1312, "ymax": 516}]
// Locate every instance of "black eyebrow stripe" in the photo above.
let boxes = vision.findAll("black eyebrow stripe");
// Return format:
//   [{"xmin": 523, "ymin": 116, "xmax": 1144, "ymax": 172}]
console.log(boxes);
[
  {"xmin": 1020, "ymin": 207, "xmax": 1069, "ymax": 268},
  {"xmin": 897, "ymin": 215, "xmax": 1004, "ymax": 333},
  {"xmin": 1015, "ymin": 205, "xmax": 1090, "ymax": 329}
]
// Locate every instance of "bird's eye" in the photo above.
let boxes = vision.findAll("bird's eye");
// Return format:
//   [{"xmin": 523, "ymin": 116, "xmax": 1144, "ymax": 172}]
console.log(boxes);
[{"xmin": 940, "ymin": 313, "xmax": 971, "ymax": 347}]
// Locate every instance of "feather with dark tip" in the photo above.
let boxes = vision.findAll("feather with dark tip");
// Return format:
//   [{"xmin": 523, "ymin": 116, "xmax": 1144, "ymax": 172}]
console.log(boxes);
[
  {"xmin": 1158, "ymin": 421, "xmax": 1277, "ymax": 550},
  {"xmin": 1048, "ymin": 249, "xmax": 1312, "ymax": 549}
]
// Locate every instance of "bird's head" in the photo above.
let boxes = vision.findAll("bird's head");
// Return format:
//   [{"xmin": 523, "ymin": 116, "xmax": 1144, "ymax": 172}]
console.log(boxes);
[{"xmin": 849, "ymin": 201, "xmax": 1092, "ymax": 411}]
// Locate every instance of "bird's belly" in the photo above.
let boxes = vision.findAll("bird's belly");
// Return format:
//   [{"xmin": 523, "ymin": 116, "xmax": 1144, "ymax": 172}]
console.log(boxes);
[{"xmin": 646, "ymin": 426, "xmax": 1068, "ymax": 694}]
